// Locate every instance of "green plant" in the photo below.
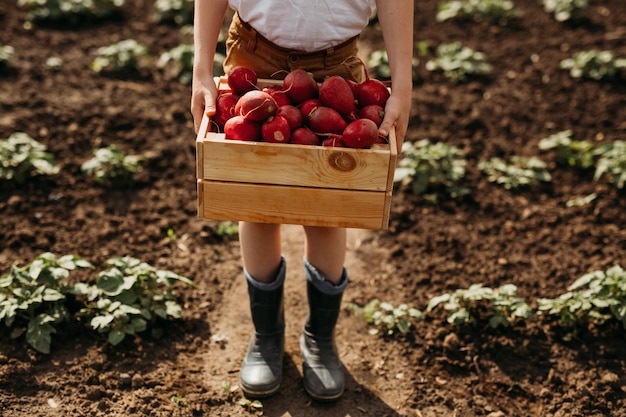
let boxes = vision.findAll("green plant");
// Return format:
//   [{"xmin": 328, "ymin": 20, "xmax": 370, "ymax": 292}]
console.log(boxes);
[
  {"xmin": 167, "ymin": 228, "xmax": 177, "ymax": 242},
  {"xmin": 349, "ymin": 299, "xmax": 423, "ymax": 335},
  {"xmin": 566, "ymin": 193, "xmax": 596, "ymax": 207},
  {"xmin": 238, "ymin": 398, "xmax": 263, "ymax": 412},
  {"xmin": 80, "ymin": 145, "xmax": 144, "ymax": 187},
  {"xmin": 0, "ymin": 132, "xmax": 60, "ymax": 183},
  {"xmin": 394, "ymin": 139, "xmax": 469, "ymax": 202},
  {"xmin": 45, "ymin": 56, "xmax": 63, "ymax": 71},
  {"xmin": 427, "ymin": 284, "xmax": 533, "ymax": 328},
  {"xmin": 538, "ymin": 129, "xmax": 595, "ymax": 169},
  {"xmin": 478, "ymin": 156, "xmax": 551, "ymax": 189},
  {"xmin": 559, "ymin": 50, "xmax": 626, "ymax": 81},
  {"xmin": 425, "ymin": 41, "xmax": 492, "ymax": 82},
  {"xmin": 416, "ymin": 40, "xmax": 430, "ymax": 57},
  {"xmin": 222, "ymin": 380, "xmax": 239, "ymax": 398},
  {"xmin": 1, "ymin": 253, "xmax": 194, "ymax": 353},
  {"xmin": 366, "ymin": 49, "xmax": 420, "ymax": 81},
  {"xmin": 0, "ymin": 45, "xmax": 15, "ymax": 71},
  {"xmin": 170, "ymin": 394, "xmax": 188, "ymax": 407},
  {"xmin": 18, "ymin": 0, "xmax": 125, "ymax": 23},
  {"xmin": 437, "ymin": 0, "xmax": 521, "ymax": 25},
  {"xmin": 91, "ymin": 39, "xmax": 149, "ymax": 74},
  {"xmin": 154, "ymin": 0, "xmax": 193, "ymax": 25},
  {"xmin": 0, "ymin": 253, "xmax": 94, "ymax": 353},
  {"xmin": 216, "ymin": 221, "xmax": 239, "ymax": 238},
  {"xmin": 77, "ymin": 256, "xmax": 194, "ymax": 346},
  {"xmin": 537, "ymin": 265, "xmax": 626, "ymax": 335},
  {"xmin": 541, "ymin": 0, "xmax": 588, "ymax": 22},
  {"xmin": 593, "ymin": 140, "xmax": 626, "ymax": 189},
  {"xmin": 157, "ymin": 43, "xmax": 194, "ymax": 85}
]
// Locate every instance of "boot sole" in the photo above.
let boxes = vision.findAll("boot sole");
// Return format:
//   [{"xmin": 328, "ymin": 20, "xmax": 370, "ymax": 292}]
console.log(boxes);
[
  {"xmin": 240, "ymin": 381, "xmax": 281, "ymax": 399},
  {"xmin": 303, "ymin": 384, "xmax": 344, "ymax": 402}
]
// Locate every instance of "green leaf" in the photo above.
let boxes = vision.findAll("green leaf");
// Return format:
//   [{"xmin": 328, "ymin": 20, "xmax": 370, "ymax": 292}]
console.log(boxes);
[
  {"xmin": 0, "ymin": 272, "xmax": 13, "ymax": 288},
  {"xmin": 427, "ymin": 294, "xmax": 451, "ymax": 311},
  {"xmin": 108, "ymin": 330, "xmax": 126, "ymax": 346},
  {"xmin": 156, "ymin": 270, "xmax": 195, "ymax": 287},
  {"xmin": 26, "ymin": 316, "xmax": 57, "ymax": 354},
  {"xmin": 96, "ymin": 269, "xmax": 126, "ymax": 296},
  {"xmin": 116, "ymin": 304, "xmax": 143, "ymax": 316},
  {"xmin": 396, "ymin": 319, "xmax": 411, "ymax": 334},
  {"xmin": 91, "ymin": 314, "xmax": 115, "ymax": 330},
  {"xmin": 10, "ymin": 326, "xmax": 25, "ymax": 339},
  {"xmin": 409, "ymin": 308, "xmax": 424, "ymax": 320},
  {"xmin": 448, "ymin": 309, "xmax": 471, "ymax": 326},
  {"xmin": 69, "ymin": 282, "xmax": 101, "ymax": 301},
  {"xmin": 42, "ymin": 288, "xmax": 65, "ymax": 302},
  {"xmin": 153, "ymin": 307, "xmax": 167, "ymax": 320},
  {"xmin": 115, "ymin": 288, "xmax": 138, "ymax": 305},
  {"xmin": 130, "ymin": 317, "xmax": 147, "ymax": 333},
  {"xmin": 489, "ymin": 314, "xmax": 510, "ymax": 328}
]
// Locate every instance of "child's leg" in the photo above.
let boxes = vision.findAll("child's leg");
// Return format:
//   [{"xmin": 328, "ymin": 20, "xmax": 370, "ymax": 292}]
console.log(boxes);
[
  {"xmin": 238, "ymin": 221, "xmax": 285, "ymax": 398},
  {"xmin": 300, "ymin": 226, "xmax": 348, "ymax": 400},
  {"xmin": 239, "ymin": 221, "xmax": 282, "ymax": 283},
  {"xmin": 302, "ymin": 226, "xmax": 347, "ymax": 284}
]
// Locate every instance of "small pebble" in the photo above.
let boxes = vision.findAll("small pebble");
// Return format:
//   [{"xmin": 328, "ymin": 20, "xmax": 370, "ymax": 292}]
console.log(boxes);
[{"xmin": 120, "ymin": 372, "xmax": 132, "ymax": 388}]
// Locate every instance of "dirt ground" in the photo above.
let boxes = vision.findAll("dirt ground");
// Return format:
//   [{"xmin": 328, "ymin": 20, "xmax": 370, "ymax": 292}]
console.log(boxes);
[{"xmin": 1, "ymin": 1, "xmax": 626, "ymax": 416}]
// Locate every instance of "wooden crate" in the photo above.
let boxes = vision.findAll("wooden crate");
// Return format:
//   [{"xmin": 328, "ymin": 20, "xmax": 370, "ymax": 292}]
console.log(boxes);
[{"xmin": 196, "ymin": 77, "xmax": 397, "ymax": 230}]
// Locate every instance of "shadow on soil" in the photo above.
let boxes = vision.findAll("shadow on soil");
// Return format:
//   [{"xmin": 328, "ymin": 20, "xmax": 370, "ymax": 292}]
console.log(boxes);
[{"xmin": 257, "ymin": 354, "xmax": 404, "ymax": 417}]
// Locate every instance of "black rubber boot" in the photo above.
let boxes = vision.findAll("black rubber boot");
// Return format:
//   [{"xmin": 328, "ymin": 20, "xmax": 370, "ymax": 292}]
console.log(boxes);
[
  {"xmin": 300, "ymin": 259, "xmax": 348, "ymax": 401},
  {"xmin": 239, "ymin": 258, "xmax": 286, "ymax": 398}
]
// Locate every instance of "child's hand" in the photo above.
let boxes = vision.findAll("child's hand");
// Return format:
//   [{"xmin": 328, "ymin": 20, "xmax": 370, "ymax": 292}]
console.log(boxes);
[
  {"xmin": 191, "ymin": 76, "xmax": 219, "ymax": 134},
  {"xmin": 379, "ymin": 91, "xmax": 411, "ymax": 153}
]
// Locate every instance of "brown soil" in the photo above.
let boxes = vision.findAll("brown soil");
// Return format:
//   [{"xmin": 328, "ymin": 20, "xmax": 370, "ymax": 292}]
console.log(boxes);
[{"xmin": 1, "ymin": 1, "xmax": 626, "ymax": 416}]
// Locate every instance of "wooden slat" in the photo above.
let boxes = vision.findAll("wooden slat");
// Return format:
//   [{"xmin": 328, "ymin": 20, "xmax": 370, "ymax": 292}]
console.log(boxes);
[
  {"xmin": 198, "ymin": 133, "xmax": 392, "ymax": 191},
  {"xmin": 198, "ymin": 180, "xmax": 390, "ymax": 230},
  {"xmin": 386, "ymin": 128, "xmax": 398, "ymax": 195}
]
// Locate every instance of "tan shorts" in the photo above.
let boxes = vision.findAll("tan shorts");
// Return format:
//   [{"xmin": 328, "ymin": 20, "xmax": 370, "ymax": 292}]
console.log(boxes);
[{"xmin": 223, "ymin": 12, "xmax": 365, "ymax": 83}]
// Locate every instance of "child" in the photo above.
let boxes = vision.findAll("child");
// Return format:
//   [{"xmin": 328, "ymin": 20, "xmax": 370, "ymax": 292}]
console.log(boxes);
[{"xmin": 191, "ymin": 0, "xmax": 414, "ymax": 401}]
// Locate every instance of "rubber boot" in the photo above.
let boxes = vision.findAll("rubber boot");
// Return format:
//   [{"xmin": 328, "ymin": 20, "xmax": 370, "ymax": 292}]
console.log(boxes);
[
  {"xmin": 239, "ymin": 257, "xmax": 286, "ymax": 398},
  {"xmin": 300, "ymin": 258, "xmax": 348, "ymax": 401}
]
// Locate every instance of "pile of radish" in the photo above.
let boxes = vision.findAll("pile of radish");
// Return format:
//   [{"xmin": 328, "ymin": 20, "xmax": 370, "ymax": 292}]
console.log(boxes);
[{"xmin": 212, "ymin": 66, "xmax": 390, "ymax": 149}]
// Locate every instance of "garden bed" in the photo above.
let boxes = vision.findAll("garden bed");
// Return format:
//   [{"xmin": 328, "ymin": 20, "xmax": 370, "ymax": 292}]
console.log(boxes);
[{"xmin": 1, "ymin": 1, "xmax": 625, "ymax": 416}]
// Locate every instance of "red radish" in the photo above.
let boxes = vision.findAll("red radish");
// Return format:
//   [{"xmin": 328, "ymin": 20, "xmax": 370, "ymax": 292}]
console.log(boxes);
[
  {"xmin": 357, "ymin": 78, "xmax": 390, "ymax": 107},
  {"xmin": 322, "ymin": 136, "xmax": 345, "ymax": 147},
  {"xmin": 227, "ymin": 66, "xmax": 258, "ymax": 95},
  {"xmin": 319, "ymin": 75, "xmax": 357, "ymax": 117},
  {"xmin": 224, "ymin": 115, "xmax": 262, "ymax": 141},
  {"xmin": 347, "ymin": 79, "xmax": 360, "ymax": 99},
  {"xmin": 213, "ymin": 92, "xmax": 240, "ymax": 128},
  {"xmin": 262, "ymin": 115, "xmax": 291, "ymax": 143},
  {"xmin": 342, "ymin": 118, "xmax": 379, "ymax": 149},
  {"xmin": 291, "ymin": 127, "xmax": 321, "ymax": 146},
  {"xmin": 358, "ymin": 104, "xmax": 385, "ymax": 126},
  {"xmin": 236, "ymin": 90, "xmax": 278, "ymax": 122},
  {"xmin": 308, "ymin": 106, "xmax": 347, "ymax": 135},
  {"xmin": 263, "ymin": 85, "xmax": 292, "ymax": 107},
  {"xmin": 373, "ymin": 134, "xmax": 388, "ymax": 145},
  {"xmin": 275, "ymin": 105, "xmax": 304, "ymax": 130},
  {"xmin": 299, "ymin": 98, "xmax": 321, "ymax": 119},
  {"xmin": 282, "ymin": 69, "xmax": 319, "ymax": 104},
  {"xmin": 354, "ymin": 56, "xmax": 391, "ymax": 108}
]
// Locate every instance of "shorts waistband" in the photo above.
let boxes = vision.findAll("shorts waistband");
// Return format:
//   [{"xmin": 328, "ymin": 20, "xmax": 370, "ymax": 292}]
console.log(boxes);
[{"xmin": 233, "ymin": 12, "xmax": 359, "ymax": 63}]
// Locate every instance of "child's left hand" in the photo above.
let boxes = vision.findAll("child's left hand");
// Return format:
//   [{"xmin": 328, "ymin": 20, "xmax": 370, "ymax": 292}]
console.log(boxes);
[{"xmin": 379, "ymin": 91, "xmax": 411, "ymax": 153}]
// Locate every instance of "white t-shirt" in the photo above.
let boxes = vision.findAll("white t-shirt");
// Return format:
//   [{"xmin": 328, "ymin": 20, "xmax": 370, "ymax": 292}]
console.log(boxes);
[{"xmin": 229, "ymin": 0, "xmax": 376, "ymax": 52}]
